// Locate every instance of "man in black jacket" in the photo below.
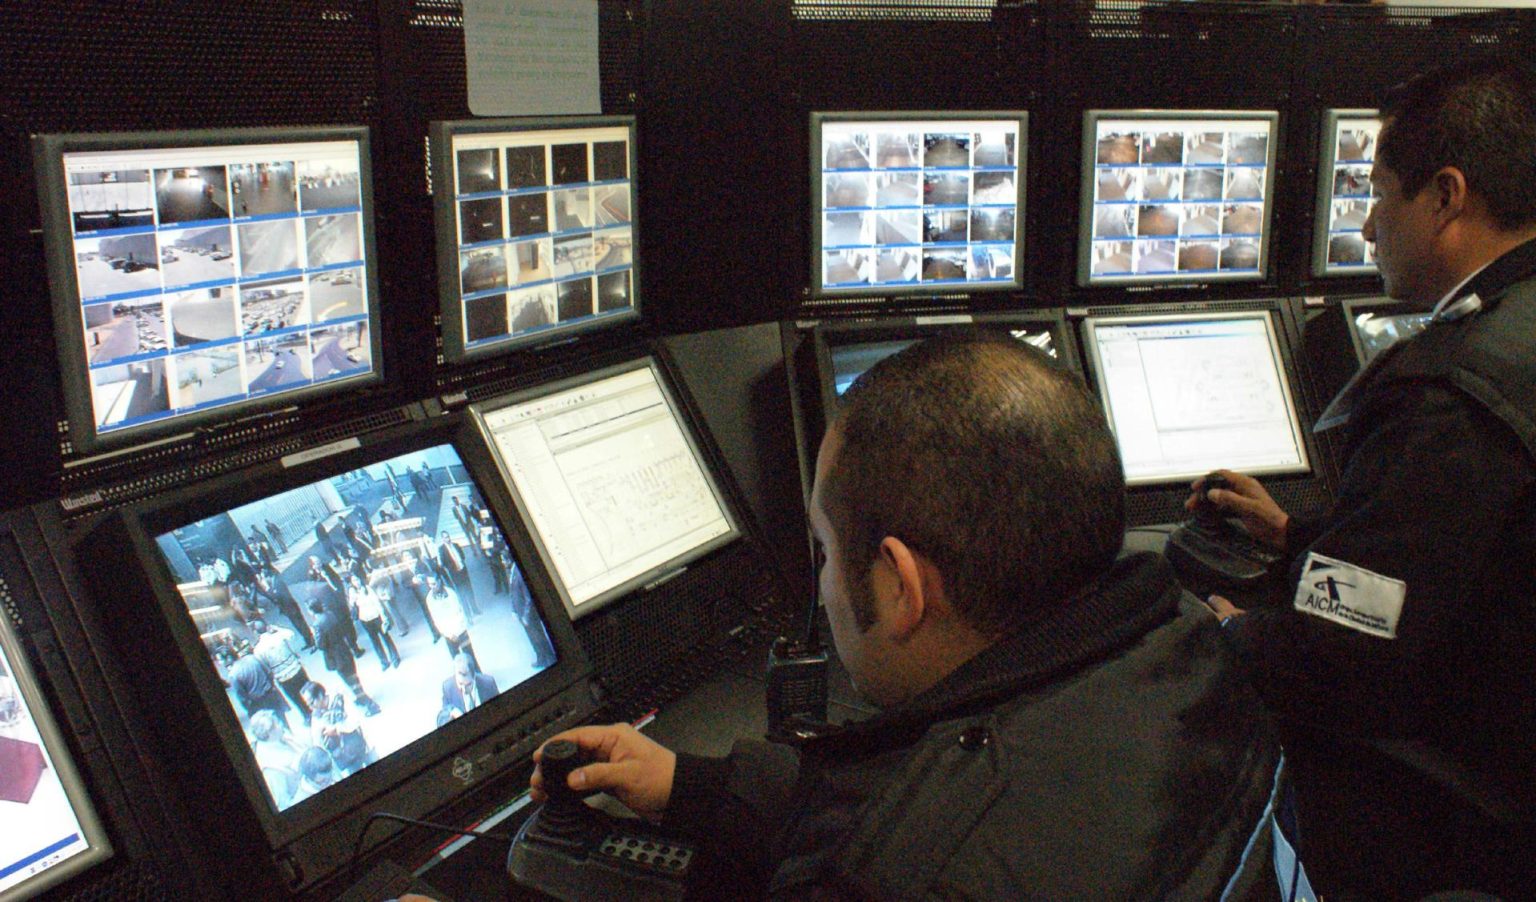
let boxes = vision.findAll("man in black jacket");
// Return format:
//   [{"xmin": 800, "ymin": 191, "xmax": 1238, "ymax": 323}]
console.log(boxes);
[
  {"xmin": 532, "ymin": 333, "xmax": 1280, "ymax": 898},
  {"xmin": 1196, "ymin": 57, "xmax": 1536, "ymax": 899}
]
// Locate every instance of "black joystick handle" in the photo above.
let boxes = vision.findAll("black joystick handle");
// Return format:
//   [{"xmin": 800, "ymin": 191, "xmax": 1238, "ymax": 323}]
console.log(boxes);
[
  {"xmin": 533, "ymin": 740, "xmax": 591, "ymax": 845},
  {"xmin": 1193, "ymin": 472, "xmax": 1231, "ymax": 526}
]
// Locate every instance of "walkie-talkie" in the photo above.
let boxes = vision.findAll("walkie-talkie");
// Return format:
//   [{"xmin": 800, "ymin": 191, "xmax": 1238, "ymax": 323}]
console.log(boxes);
[{"xmin": 765, "ymin": 538, "xmax": 830, "ymax": 742}]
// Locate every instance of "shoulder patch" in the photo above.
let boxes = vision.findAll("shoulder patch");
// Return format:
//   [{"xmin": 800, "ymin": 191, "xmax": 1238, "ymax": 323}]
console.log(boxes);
[{"xmin": 1292, "ymin": 552, "xmax": 1406, "ymax": 639}]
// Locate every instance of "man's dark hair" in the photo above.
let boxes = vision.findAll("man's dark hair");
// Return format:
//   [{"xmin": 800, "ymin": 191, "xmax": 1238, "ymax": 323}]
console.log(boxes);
[
  {"xmin": 822, "ymin": 331, "xmax": 1125, "ymax": 636},
  {"xmin": 1378, "ymin": 56, "xmax": 1536, "ymax": 231}
]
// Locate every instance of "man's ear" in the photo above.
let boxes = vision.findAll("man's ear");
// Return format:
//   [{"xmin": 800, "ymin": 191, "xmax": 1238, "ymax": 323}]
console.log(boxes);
[
  {"xmin": 1430, "ymin": 166, "xmax": 1470, "ymax": 226},
  {"xmin": 874, "ymin": 536, "xmax": 931, "ymax": 640}
]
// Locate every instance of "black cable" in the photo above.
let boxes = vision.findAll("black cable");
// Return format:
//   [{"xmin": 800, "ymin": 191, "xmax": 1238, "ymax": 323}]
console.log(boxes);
[{"xmin": 347, "ymin": 810, "xmax": 515, "ymax": 890}]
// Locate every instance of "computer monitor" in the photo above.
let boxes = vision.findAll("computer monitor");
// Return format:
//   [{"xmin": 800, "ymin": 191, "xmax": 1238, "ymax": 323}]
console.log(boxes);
[
  {"xmin": 1078, "ymin": 110, "xmax": 1278, "ymax": 286},
  {"xmin": 471, "ymin": 357, "xmax": 740, "ymax": 620},
  {"xmin": 1343, "ymin": 296, "xmax": 1432, "ymax": 365},
  {"xmin": 810, "ymin": 111, "xmax": 1027, "ymax": 297},
  {"xmin": 1314, "ymin": 110, "xmax": 1381, "ymax": 277},
  {"xmin": 34, "ymin": 127, "xmax": 384, "ymax": 454},
  {"xmin": 1081, "ymin": 310, "xmax": 1310, "ymax": 486},
  {"xmin": 431, "ymin": 117, "xmax": 640, "ymax": 362},
  {"xmin": 99, "ymin": 416, "xmax": 592, "ymax": 892},
  {"xmin": 814, "ymin": 311, "xmax": 1076, "ymax": 411},
  {"xmin": 0, "ymin": 611, "xmax": 112, "ymax": 900}
]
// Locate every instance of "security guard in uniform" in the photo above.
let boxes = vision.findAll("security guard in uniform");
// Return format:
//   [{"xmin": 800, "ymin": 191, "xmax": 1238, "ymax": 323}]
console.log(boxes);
[{"xmin": 1195, "ymin": 57, "xmax": 1536, "ymax": 899}]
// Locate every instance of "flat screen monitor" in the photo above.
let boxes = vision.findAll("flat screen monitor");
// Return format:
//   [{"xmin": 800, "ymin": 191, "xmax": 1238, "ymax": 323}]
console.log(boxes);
[
  {"xmin": 811, "ymin": 112, "xmax": 1027, "ymax": 297},
  {"xmin": 1081, "ymin": 311, "xmax": 1310, "ymax": 486},
  {"xmin": 1342, "ymin": 296, "xmax": 1433, "ymax": 364},
  {"xmin": 1314, "ymin": 110, "xmax": 1381, "ymax": 276},
  {"xmin": 0, "ymin": 614, "xmax": 111, "ymax": 899},
  {"xmin": 34, "ymin": 127, "xmax": 384, "ymax": 454},
  {"xmin": 431, "ymin": 117, "xmax": 640, "ymax": 361},
  {"xmin": 471, "ymin": 357, "xmax": 739, "ymax": 619},
  {"xmin": 821, "ymin": 313, "xmax": 1070, "ymax": 402},
  {"xmin": 108, "ymin": 418, "xmax": 591, "ymax": 890},
  {"xmin": 1079, "ymin": 110, "xmax": 1278, "ymax": 286}
]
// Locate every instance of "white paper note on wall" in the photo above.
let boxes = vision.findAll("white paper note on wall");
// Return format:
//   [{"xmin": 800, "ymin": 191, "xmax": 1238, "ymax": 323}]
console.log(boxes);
[{"xmin": 463, "ymin": 0, "xmax": 600, "ymax": 117}]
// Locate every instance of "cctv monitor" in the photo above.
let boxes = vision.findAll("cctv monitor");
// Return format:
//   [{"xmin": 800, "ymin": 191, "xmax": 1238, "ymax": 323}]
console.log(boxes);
[
  {"xmin": 1343, "ymin": 296, "xmax": 1432, "ymax": 365},
  {"xmin": 34, "ymin": 127, "xmax": 384, "ymax": 454},
  {"xmin": 1314, "ymin": 110, "xmax": 1381, "ymax": 277},
  {"xmin": 811, "ymin": 112, "xmax": 1027, "ymax": 297},
  {"xmin": 1079, "ymin": 110, "xmax": 1278, "ymax": 286},
  {"xmin": 0, "ymin": 615, "xmax": 112, "ymax": 900},
  {"xmin": 431, "ymin": 117, "xmax": 640, "ymax": 361},
  {"xmin": 100, "ymin": 417, "xmax": 592, "ymax": 892},
  {"xmin": 814, "ymin": 311, "xmax": 1077, "ymax": 411},
  {"xmin": 1081, "ymin": 310, "xmax": 1309, "ymax": 486},
  {"xmin": 471, "ymin": 357, "xmax": 739, "ymax": 620}
]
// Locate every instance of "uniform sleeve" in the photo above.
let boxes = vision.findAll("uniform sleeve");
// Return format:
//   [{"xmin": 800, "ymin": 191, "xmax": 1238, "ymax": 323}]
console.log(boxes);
[
  {"xmin": 1230, "ymin": 382, "xmax": 1536, "ymax": 737},
  {"xmin": 663, "ymin": 740, "xmax": 801, "ymax": 879}
]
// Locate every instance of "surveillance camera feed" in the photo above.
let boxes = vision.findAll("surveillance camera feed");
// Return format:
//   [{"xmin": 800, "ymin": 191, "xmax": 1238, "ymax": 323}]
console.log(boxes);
[
  {"xmin": 1354, "ymin": 310, "xmax": 1431, "ymax": 362},
  {"xmin": 0, "ymin": 624, "xmax": 110, "ymax": 899},
  {"xmin": 447, "ymin": 123, "xmax": 635, "ymax": 353},
  {"xmin": 1322, "ymin": 114, "xmax": 1381, "ymax": 274},
  {"xmin": 1085, "ymin": 312, "xmax": 1308, "ymax": 485},
  {"xmin": 149, "ymin": 445, "xmax": 558, "ymax": 813},
  {"xmin": 1086, "ymin": 115, "xmax": 1273, "ymax": 284},
  {"xmin": 817, "ymin": 116, "xmax": 1024, "ymax": 293},
  {"xmin": 60, "ymin": 137, "xmax": 375, "ymax": 441}
]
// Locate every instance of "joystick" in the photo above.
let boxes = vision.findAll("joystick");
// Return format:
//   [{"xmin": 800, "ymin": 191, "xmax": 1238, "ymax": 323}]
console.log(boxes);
[
  {"xmin": 1166, "ymin": 471, "xmax": 1282, "ymax": 591},
  {"xmin": 1192, "ymin": 472, "xmax": 1231, "ymax": 526},
  {"xmin": 510, "ymin": 740, "xmax": 694, "ymax": 901}
]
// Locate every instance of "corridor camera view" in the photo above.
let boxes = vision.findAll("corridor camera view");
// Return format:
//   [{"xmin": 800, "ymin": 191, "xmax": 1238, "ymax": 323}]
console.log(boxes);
[
  {"xmin": 1318, "ymin": 112, "xmax": 1381, "ymax": 275},
  {"xmin": 1082, "ymin": 113, "xmax": 1276, "ymax": 285},
  {"xmin": 51, "ymin": 132, "xmax": 377, "ymax": 444},
  {"xmin": 438, "ymin": 119, "xmax": 638, "ymax": 357},
  {"xmin": 150, "ymin": 445, "xmax": 559, "ymax": 814},
  {"xmin": 814, "ymin": 114, "xmax": 1026, "ymax": 294}
]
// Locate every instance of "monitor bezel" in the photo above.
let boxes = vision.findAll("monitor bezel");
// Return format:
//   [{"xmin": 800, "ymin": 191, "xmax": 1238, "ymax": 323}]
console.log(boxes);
[
  {"xmin": 1312, "ymin": 109, "xmax": 1381, "ymax": 278},
  {"xmin": 811, "ymin": 310, "xmax": 1079, "ymax": 417},
  {"xmin": 430, "ymin": 116, "xmax": 642, "ymax": 363},
  {"xmin": 1079, "ymin": 308, "xmax": 1312, "ymax": 487},
  {"xmin": 111, "ymin": 414, "xmax": 591, "ymax": 856},
  {"xmin": 809, "ymin": 110, "xmax": 1029, "ymax": 299},
  {"xmin": 33, "ymin": 125, "xmax": 386, "ymax": 456},
  {"xmin": 0, "ymin": 613, "xmax": 113, "ymax": 901},
  {"xmin": 1077, "ymin": 109, "xmax": 1280, "ymax": 288},
  {"xmin": 469, "ymin": 355, "xmax": 742, "ymax": 621}
]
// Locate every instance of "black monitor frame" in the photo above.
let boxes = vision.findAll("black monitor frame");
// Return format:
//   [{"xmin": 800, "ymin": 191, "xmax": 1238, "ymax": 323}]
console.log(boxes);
[
  {"xmin": 33, "ymin": 125, "xmax": 385, "ymax": 456},
  {"xmin": 1077, "ymin": 109, "xmax": 1280, "ymax": 288},
  {"xmin": 809, "ymin": 110, "xmax": 1029, "ymax": 299},
  {"xmin": 0, "ymin": 606, "xmax": 113, "ymax": 900},
  {"xmin": 430, "ymin": 116, "xmax": 642, "ymax": 363},
  {"xmin": 469, "ymin": 355, "xmax": 742, "ymax": 621},
  {"xmin": 1340, "ymin": 294, "xmax": 1434, "ymax": 366},
  {"xmin": 95, "ymin": 413, "xmax": 592, "ymax": 892},
  {"xmin": 1312, "ymin": 109, "xmax": 1381, "ymax": 278}
]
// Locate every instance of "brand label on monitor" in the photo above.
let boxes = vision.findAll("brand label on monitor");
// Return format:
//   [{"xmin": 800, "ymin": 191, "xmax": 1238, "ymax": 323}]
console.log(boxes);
[{"xmin": 1292, "ymin": 552, "xmax": 1405, "ymax": 640}]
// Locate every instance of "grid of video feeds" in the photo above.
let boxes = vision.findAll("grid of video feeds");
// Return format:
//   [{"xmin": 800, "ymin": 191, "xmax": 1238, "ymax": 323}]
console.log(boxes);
[
  {"xmin": 1085, "ymin": 115, "xmax": 1274, "ymax": 283},
  {"xmin": 62, "ymin": 139, "xmax": 374, "ymax": 438},
  {"xmin": 1320, "ymin": 114, "xmax": 1380, "ymax": 274},
  {"xmin": 448, "ymin": 124, "xmax": 635, "ymax": 351},
  {"xmin": 816, "ymin": 116, "xmax": 1024, "ymax": 293}
]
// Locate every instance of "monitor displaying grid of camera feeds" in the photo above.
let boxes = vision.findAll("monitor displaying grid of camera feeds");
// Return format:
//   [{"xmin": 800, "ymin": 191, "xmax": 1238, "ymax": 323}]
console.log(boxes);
[
  {"xmin": 440, "ymin": 120, "xmax": 636, "ymax": 359},
  {"xmin": 1083, "ymin": 312, "xmax": 1308, "ymax": 486},
  {"xmin": 148, "ymin": 444, "xmax": 559, "ymax": 814},
  {"xmin": 473, "ymin": 359, "xmax": 738, "ymax": 618},
  {"xmin": 1317, "ymin": 112, "xmax": 1381, "ymax": 275},
  {"xmin": 814, "ymin": 114, "xmax": 1025, "ymax": 295},
  {"xmin": 0, "ymin": 618, "xmax": 111, "ymax": 900},
  {"xmin": 1081, "ymin": 112, "xmax": 1276, "ymax": 285},
  {"xmin": 47, "ymin": 132, "xmax": 378, "ymax": 448}
]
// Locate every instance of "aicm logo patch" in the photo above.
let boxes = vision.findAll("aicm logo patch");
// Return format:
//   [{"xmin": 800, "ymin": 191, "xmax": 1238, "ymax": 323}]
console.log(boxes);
[{"xmin": 1292, "ymin": 552, "xmax": 1407, "ymax": 640}]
